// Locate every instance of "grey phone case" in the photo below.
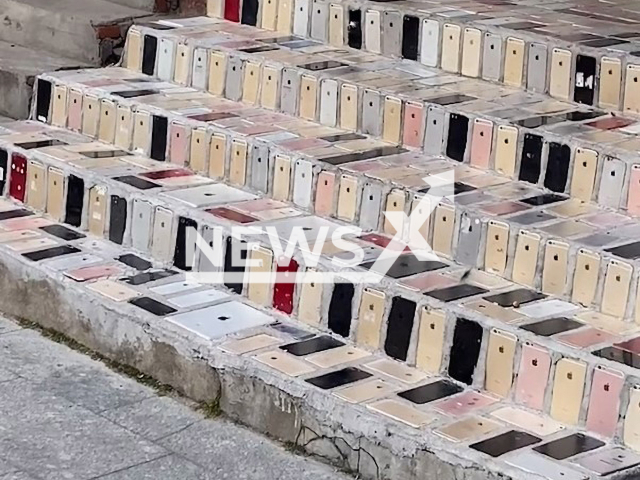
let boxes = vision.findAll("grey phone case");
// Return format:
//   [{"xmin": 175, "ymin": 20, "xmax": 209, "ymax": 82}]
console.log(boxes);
[
  {"xmin": 311, "ymin": 0, "xmax": 329, "ymax": 41},
  {"xmin": 281, "ymin": 68, "xmax": 301, "ymax": 116},
  {"xmin": 360, "ymin": 182, "xmax": 382, "ymax": 231},
  {"xmin": 225, "ymin": 57, "xmax": 244, "ymax": 101},
  {"xmin": 132, "ymin": 199, "xmax": 153, "ymax": 253},
  {"xmin": 424, "ymin": 105, "xmax": 446, "ymax": 155},
  {"xmin": 598, "ymin": 156, "xmax": 626, "ymax": 208},
  {"xmin": 456, "ymin": 212, "xmax": 482, "ymax": 267},
  {"xmin": 382, "ymin": 11, "xmax": 402, "ymax": 56},
  {"xmin": 250, "ymin": 144, "xmax": 270, "ymax": 192},
  {"xmin": 362, "ymin": 89, "xmax": 382, "ymax": 136},
  {"xmin": 527, "ymin": 43, "xmax": 548, "ymax": 93},
  {"xmin": 482, "ymin": 32, "xmax": 503, "ymax": 82}
]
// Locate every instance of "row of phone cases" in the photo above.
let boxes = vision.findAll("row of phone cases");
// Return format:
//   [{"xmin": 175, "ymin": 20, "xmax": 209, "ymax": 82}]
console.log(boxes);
[
  {"xmin": 211, "ymin": 0, "xmax": 640, "ymax": 113},
  {"xmin": 121, "ymin": 29, "xmax": 640, "ymax": 216}
]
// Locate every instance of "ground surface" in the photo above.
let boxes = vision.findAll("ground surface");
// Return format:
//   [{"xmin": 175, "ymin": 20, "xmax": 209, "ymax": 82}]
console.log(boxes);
[{"xmin": 0, "ymin": 315, "xmax": 352, "ymax": 480}]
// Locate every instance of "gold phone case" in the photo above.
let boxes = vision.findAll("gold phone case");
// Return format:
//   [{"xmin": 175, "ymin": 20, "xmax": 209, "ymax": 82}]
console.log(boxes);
[
  {"xmin": 624, "ymin": 64, "xmax": 640, "ymax": 113},
  {"xmin": 299, "ymin": 74, "xmax": 318, "ymax": 120},
  {"xmin": 356, "ymin": 288, "xmax": 386, "ymax": 349},
  {"xmin": 340, "ymin": 83, "xmax": 358, "ymax": 131},
  {"xmin": 601, "ymin": 260, "xmax": 632, "ymax": 318},
  {"xmin": 242, "ymin": 61, "xmax": 261, "ymax": 105},
  {"xmin": 624, "ymin": 386, "xmax": 640, "ymax": 450},
  {"xmin": 441, "ymin": 24, "xmax": 461, "ymax": 73},
  {"xmin": 570, "ymin": 147, "xmax": 597, "ymax": 202},
  {"xmin": 599, "ymin": 57, "xmax": 621, "ymax": 110},
  {"xmin": 416, "ymin": 308, "xmax": 446, "ymax": 373},
  {"xmin": 542, "ymin": 240, "xmax": 569, "ymax": 295},
  {"xmin": 337, "ymin": 174, "xmax": 358, "ymax": 221},
  {"xmin": 298, "ymin": 268, "xmax": 324, "ymax": 325},
  {"xmin": 549, "ymin": 48, "xmax": 572, "ymax": 100},
  {"xmin": 51, "ymin": 85, "xmax": 68, "ymax": 127},
  {"xmin": 126, "ymin": 29, "xmax": 142, "ymax": 71},
  {"xmin": 132, "ymin": 110, "xmax": 151, "ymax": 153},
  {"xmin": 485, "ymin": 328, "xmax": 517, "ymax": 398},
  {"xmin": 494, "ymin": 125, "xmax": 518, "ymax": 176},
  {"xmin": 436, "ymin": 416, "xmax": 502, "ymax": 443},
  {"xmin": 329, "ymin": 3, "xmax": 344, "ymax": 46},
  {"xmin": 503, "ymin": 37, "xmax": 525, "ymax": 87},
  {"xmin": 261, "ymin": 65, "xmax": 280, "ymax": 110},
  {"xmin": 461, "ymin": 27, "xmax": 482, "ymax": 78},
  {"xmin": 26, "ymin": 161, "xmax": 46, "ymax": 211},
  {"xmin": 572, "ymin": 248, "xmax": 600, "ymax": 307},
  {"xmin": 277, "ymin": 0, "xmax": 294, "ymax": 33},
  {"xmin": 273, "ymin": 154, "xmax": 291, "ymax": 201},
  {"xmin": 82, "ymin": 94, "xmax": 99, "ymax": 137},
  {"xmin": 46, "ymin": 167, "xmax": 65, "ymax": 221},
  {"xmin": 512, "ymin": 230, "xmax": 540, "ymax": 288},
  {"xmin": 115, "ymin": 105, "xmax": 132, "ymax": 150},
  {"xmin": 261, "ymin": 0, "xmax": 278, "ymax": 30},
  {"xmin": 151, "ymin": 207, "xmax": 174, "ymax": 262},
  {"xmin": 88, "ymin": 185, "xmax": 107, "ymax": 236},
  {"xmin": 485, "ymin": 220, "xmax": 509, "ymax": 275},
  {"xmin": 382, "ymin": 96, "xmax": 402, "ymax": 144},
  {"xmin": 247, "ymin": 245, "xmax": 274, "ymax": 305},
  {"xmin": 208, "ymin": 51, "xmax": 227, "ymax": 95},
  {"xmin": 98, "ymin": 99, "xmax": 116, "ymax": 143},
  {"xmin": 432, "ymin": 203, "xmax": 455, "ymax": 257},
  {"xmin": 549, "ymin": 358, "xmax": 586, "ymax": 425},
  {"xmin": 174, "ymin": 43, "xmax": 190, "ymax": 85},
  {"xmin": 383, "ymin": 189, "xmax": 405, "ymax": 235},
  {"xmin": 229, "ymin": 139, "xmax": 248, "ymax": 186},
  {"xmin": 209, "ymin": 133, "xmax": 226, "ymax": 179},
  {"xmin": 190, "ymin": 128, "xmax": 208, "ymax": 173}
]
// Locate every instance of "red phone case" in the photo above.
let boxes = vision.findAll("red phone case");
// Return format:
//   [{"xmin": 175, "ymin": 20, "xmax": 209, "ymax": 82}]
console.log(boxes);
[
  {"xmin": 9, "ymin": 153, "xmax": 27, "ymax": 202},
  {"xmin": 141, "ymin": 168, "xmax": 192, "ymax": 180},
  {"xmin": 273, "ymin": 258, "xmax": 298, "ymax": 314},
  {"xmin": 224, "ymin": 0, "xmax": 241, "ymax": 22},
  {"xmin": 206, "ymin": 207, "xmax": 259, "ymax": 224}
]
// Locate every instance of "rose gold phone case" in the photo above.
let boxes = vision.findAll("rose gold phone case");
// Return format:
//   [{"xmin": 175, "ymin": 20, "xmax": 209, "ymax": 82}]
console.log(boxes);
[
  {"xmin": 432, "ymin": 203, "xmax": 455, "ymax": 258},
  {"xmin": 272, "ymin": 154, "xmax": 291, "ymax": 201},
  {"xmin": 26, "ymin": 160, "xmax": 46, "ymax": 211},
  {"xmin": 209, "ymin": 133, "xmax": 226, "ymax": 179},
  {"xmin": 247, "ymin": 245, "xmax": 274, "ymax": 306},
  {"xmin": 51, "ymin": 85, "xmax": 68, "ymax": 128},
  {"xmin": 461, "ymin": 27, "xmax": 482, "ymax": 78},
  {"xmin": 67, "ymin": 89, "xmax": 83, "ymax": 131},
  {"xmin": 208, "ymin": 51, "xmax": 227, "ymax": 95},
  {"xmin": 550, "ymin": 357, "xmax": 586, "ymax": 425},
  {"xmin": 570, "ymin": 147, "xmax": 597, "ymax": 202},
  {"xmin": 340, "ymin": 83, "xmax": 358, "ymax": 131},
  {"xmin": 515, "ymin": 343, "xmax": 550, "ymax": 411},
  {"xmin": 299, "ymin": 74, "xmax": 318, "ymax": 120},
  {"xmin": 601, "ymin": 259, "xmax": 632, "ymax": 318},
  {"xmin": 571, "ymin": 248, "xmax": 600, "ymax": 307},
  {"xmin": 261, "ymin": 65, "xmax": 280, "ymax": 110},
  {"xmin": 512, "ymin": 230, "xmax": 540, "ymax": 288},
  {"xmin": 242, "ymin": 61, "xmax": 261, "ymax": 105},
  {"xmin": 64, "ymin": 265, "xmax": 123, "ymax": 282},
  {"xmin": 169, "ymin": 122, "xmax": 190, "ymax": 166},
  {"xmin": 600, "ymin": 57, "xmax": 622, "ymax": 110},
  {"xmin": 190, "ymin": 128, "xmax": 208, "ymax": 173},
  {"xmin": 470, "ymin": 118, "xmax": 493, "ymax": 169},
  {"xmin": 315, "ymin": 171, "xmax": 335, "ymax": 216},
  {"xmin": 503, "ymin": 37, "xmax": 525, "ymax": 87},
  {"xmin": 542, "ymin": 240, "xmax": 568, "ymax": 295},
  {"xmin": 403, "ymin": 101, "xmax": 424, "ymax": 148},
  {"xmin": 624, "ymin": 65, "xmax": 640, "ymax": 113},
  {"xmin": 494, "ymin": 125, "xmax": 518, "ymax": 177},
  {"xmin": 229, "ymin": 138, "xmax": 248, "ymax": 185},
  {"xmin": 87, "ymin": 280, "xmax": 141, "ymax": 302},
  {"xmin": 82, "ymin": 94, "xmax": 99, "ymax": 138},
  {"xmin": 298, "ymin": 268, "xmax": 324, "ymax": 326},
  {"xmin": 383, "ymin": 189, "xmax": 405, "ymax": 236},
  {"xmin": 586, "ymin": 366, "xmax": 624, "ymax": 438},
  {"xmin": 416, "ymin": 307, "xmax": 446, "ymax": 373},
  {"xmin": 550, "ymin": 48, "xmax": 572, "ymax": 100},
  {"xmin": 485, "ymin": 328, "xmax": 517, "ymax": 398},
  {"xmin": 46, "ymin": 167, "xmax": 65, "ymax": 221},
  {"xmin": 624, "ymin": 386, "xmax": 640, "ymax": 450},
  {"xmin": 627, "ymin": 165, "xmax": 640, "ymax": 216},
  {"xmin": 337, "ymin": 174, "xmax": 358, "ymax": 221},
  {"xmin": 382, "ymin": 95, "xmax": 402, "ymax": 144},
  {"xmin": 441, "ymin": 24, "xmax": 461, "ymax": 73},
  {"xmin": 485, "ymin": 220, "xmax": 509, "ymax": 275}
]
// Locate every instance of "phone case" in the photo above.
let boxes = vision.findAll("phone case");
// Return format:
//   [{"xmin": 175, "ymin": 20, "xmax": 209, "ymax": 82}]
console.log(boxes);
[
  {"xmin": 431, "ymin": 203, "xmax": 455, "ymax": 257},
  {"xmin": 461, "ymin": 27, "xmax": 481, "ymax": 78},
  {"xmin": 132, "ymin": 110, "xmax": 151, "ymax": 154},
  {"xmin": 503, "ymin": 37, "xmax": 525, "ymax": 87},
  {"xmin": 401, "ymin": 14, "xmax": 419, "ymax": 60},
  {"xmin": 225, "ymin": 56, "xmax": 244, "ymax": 102},
  {"xmin": 415, "ymin": 308, "xmax": 445, "ymax": 373},
  {"xmin": 628, "ymin": 164, "xmax": 640, "ymax": 216},
  {"xmin": 126, "ymin": 29, "xmax": 142, "ymax": 71},
  {"xmin": 81, "ymin": 94, "xmax": 99, "ymax": 138},
  {"xmin": 544, "ymin": 142, "xmax": 571, "ymax": 193},
  {"xmin": 437, "ymin": 416, "xmax": 502, "ymax": 443},
  {"xmin": 448, "ymin": 318, "xmax": 483, "ymax": 385},
  {"xmin": 247, "ymin": 245, "xmax": 273, "ymax": 306},
  {"xmin": 469, "ymin": 118, "xmax": 493, "ymax": 169},
  {"xmin": 151, "ymin": 206, "xmax": 174, "ymax": 261},
  {"xmin": 296, "ymin": 268, "xmax": 323, "ymax": 325},
  {"xmin": 384, "ymin": 296, "xmax": 416, "ymax": 361},
  {"xmin": 441, "ymin": 24, "xmax": 461, "ymax": 73},
  {"xmin": 157, "ymin": 38, "xmax": 175, "ymax": 81},
  {"xmin": 355, "ymin": 287, "xmax": 385, "ymax": 349},
  {"xmin": 382, "ymin": 189, "xmax": 405, "ymax": 236},
  {"xmin": 601, "ymin": 259, "xmax": 632, "ymax": 318},
  {"xmin": 242, "ymin": 61, "xmax": 261, "ymax": 105},
  {"xmin": 262, "ymin": 0, "xmax": 278, "ymax": 29},
  {"xmin": 108, "ymin": 195, "xmax": 126, "ymax": 245},
  {"xmin": 299, "ymin": 74, "xmax": 318, "ymax": 120},
  {"xmin": 114, "ymin": 105, "xmax": 132, "ymax": 150},
  {"xmin": 598, "ymin": 156, "xmax": 626, "ymax": 208},
  {"xmin": 360, "ymin": 182, "xmax": 382, "ymax": 231},
  {"xmin": 482, "ymin": 32, "xmax": 503, "ymax": 82},
  {"xmin": 340, "ymin": 83, "xmax": 358, "ymax": 131},
  {"xmin": 248, "ymin": 144, "xmax": 268, "ymax": 193},
  {"xmin": 519, "ymin": 133, "xmax": 543, "ymax": 184},
  {"xmin": 26, "ymin": 161, "xmax": 46, "ymax": 211},
  {"xmin": 540, "ymin": 240, "xmax": 569, "ymax": 295},
  {"xmin": 191, "ymin": 48, "xmax": 208, "ymax": 90},
  {"xmin": 67, "ymin": 89, "xmax": 83, "ymax": 131},
  {"xmin": 336, "ymin": 174, "xmax": 358, "ymax": 221},
  {"xmin": 290, "ymin": 159, "xmax": 312, "ymax": 208},
  {"xmin": 424, "ymin": 105, "xmax": 445, "ymax": 155},
  {"xmin": 485, "ymin": 329, "xmax": 517, "ymax": 398},
  {"xmin": 98, "ymin": 99, "xmax": 116, "ymax": 144},
  {"xmin": 189, "ymin": 128, "xmax": 208, "ymax": 174},
  {"xmin": 362, "ymin": 89, "xmax": 381, "ymax": 136},
  {"xmin": 446, "ymin": 113, "xmax": 469, "ymax": 162},
  {"xmin": 328, "ymin": 281, "xmax": 354, "ymax": 338},
  {"xmin": 277, "ymin": 0, "xmax": 293, "ymax": 33},
  {"xmin": 574, "ymin": 54, "xmax": 596, "ymax": 105},
  {"xmin": 527, "ymin": 43, "xmax": 548, "ymax": 93},
  {"xmin": 173, "ymin": 43, "xmax": 190, "ymax": 85},
  {"xmin": 131, "ymin": 199, "xmax": 153, "ymax": 252},
  {"xmin": 273, "ymin": 258, "xmax": 298, "ymax": 314},
  {"xmin": 381, "ymin": 11, "xmax": 401, "ymax": 57},
  {"xmin": 260, "ymin": 65, "xmax": 280, "ymax": 110},
  {"xmin": 512, "ymin": 230, "xmax": 540, "ymax": 287},
  {"xmin": 9, "ymin": 153, "xmax": 27, "ymax": 202},
  {"xmin": 51, "ymin": 85, "xmax": 68, "ymax": 128},
  {"xmin": 624, "ymin": 386, "xmax": 640, "ymax": 450},
  {"xmin": 550, "ymin": 358, "xmax": 586, "ymax": 425},
  {"xmin": 142, "ymin": 34, "xmax": 157, "ymax": 76},
  {"xmin": 382, "ymin": 96, "xmax": 402, "ymax": 144},
  {"xmin": 402, "ymin": 101, "xmax": 423, "ymax": 148},
  {"xmin": 600, "ymin": 57, "xmax": 622, "ymax": 110},
  {"xmin": 485, "ymin": 220, "xmax": 509, "ymax": 275},
  {"xmin": 365, "ymin": 10, "xmax": 381, "ymax": 54},
  {"xmin": 207, "ymin": 133, "xmax": 225, "ymax": 179},
  {"xmin": 273, "ymin": 154, "xmax": 291, "ymax": 201},
  {"xmin": 515, "ymin": 343, "xmax": 551, "ymax": 411},
  {"xmin": 572, "ymin": 248, "xmax": 600, "ymax": 307},
  {"xmin": 229, "ymin": 139, "xmax": 248, "ymax": 186},
  {"xmin": 293, "ymin": 0, "xmax": 310, "ymax": 36},
  {"xmin": 87, "ymin": 186, "xmax": 106, "ymax": 236},
  {"xmin": 311, "ymin": 0, "xmax": 328, "ymax": 40},
  {"xmin": 46, "ymin": 167, "xmax": 65, "ymax": 222},
  {"xmin": 280, "ymin": 67, "xmax": 300, "ymax": 115},
  {"xmin": 65, "ymin": 265, "xmax": 123, "ymax": 282},
  {"xmin": 240, "ymin": 0, "xmax": 257, "ymax": 24},
  {"xmin": 625, "ymin": 65, "xmax": 640, "ymax": 113},
  {"xmin": 208, "ymin": 51, "xmax": 227, "ymax": 96},
  {"xmin": 329, "ymin": 4, "xmax": 344, "ymax": 46},
  {"xmin": 420, "ymin": 19, "xmax": 439, "ymax": 67},
  {"xmin": 569, "ymin": 147, "xmax": 597, "ymax": 202},
  {"xmin": 169, "ymin": 122, "xmax": 189, "ymax": 166},
  {"xmin": 586, "ymin": 366, "xmax": 624, "ymax": 438},
  {"xmin": 550, "ymin": 48, "xmax": 572, "ymax": 100},
  {"xmin": 315, "ymin": 171, "xmax": 335, "ymax": 216},
  {"xmin": 493, "ymin": 125, "xmax": 518, "ymax": 176},
  {"xmin": 319, "ymin": 78, "xmax": 338, "ymax": 126}
]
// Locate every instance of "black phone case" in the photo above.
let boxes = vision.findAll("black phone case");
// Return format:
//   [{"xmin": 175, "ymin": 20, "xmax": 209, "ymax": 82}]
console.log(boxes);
[
  {"xmin": 401, "ymin": 15, "xmax": 420, "ymax": 60},
  {"xmin": 446, "ymin": 113, "xmax": 469, "ymax": 162},
  {"xmin": 117, "ymin": 253, "xmax": 152, "ymax": 271},
  {"xmin": 347, "ymin": 9, "xmax": 363, "ymax": 49},
  {"xmin": 36, "ymin": 78, "xmax": 52, "ymax": 122},
  {"xmin": 518, "ymin": 133, "xmax": 543, "ymax": 184},
  {"xmin": 23, "ymin": 245, "xmax": 81, "ymax": 262},
  {"xmin": 223, "ymin": 236, "xmax": 247, "ymax": 294},
  {"xmin": 544, "ymin": 142, "xmax": 571, "ymax": 193},
  {"xmin": 114, "ymin": 175, "xmax": 160, "ymax": 190},
  {"xmin": 142, "ymin": 34, "xmax": 158, "ymax": 76},
  {"xmin": 306, "ymin": 367, "xmax": 372, "ymax": 389},
  {"xmin": 384, "ymin": 296, "xmax": 416, "ymax": 361},
  {"xmin": 520, "ymin": 317, "xmax": 584, "ymax": 337},
  {"xmin": 605, "ymin": 240, "xmax": 640, "ymax": 260},
  {"xmin": 484, "ymin": 288, "xmax": 547, "ymax": 307},
  {"xmin": 173, "ymin": 216, "xmax": 197, "ymax": 271},
  {"xmin": 39, "ymin": 224, "xmax": 85, "ymax": 241},
  {"xmin": 448, "ymin": 318, "xmax": 483, "ymax": 385},
  {"xmin": 150, "ymin": 115, "xmax": 168, "ymax": 161},
  {"xmin": 241, "ymin": 0, "xmax": 259, "ymax": 25},
  {"xmin": 0, "ymin": 209, "xmax": 33, "ymax": 221},
  {"xmin": 574, "ymin": 54, "xmax": 596, "ymax": 105},
  {"xmin": 129, "ymin": 296, "xmax": 177, "ymax": 316},
  {"xmin": 534, "ymin": 434, "xmax": 604, "ymax": 460},
  {"xmin": 108, "ymin": 195, "xmax": 127, "ymax": 245},
  {"xmin": 328, "ymin": 281, "xmax": 354, "ymax": 337},
  {"xmin": 0, "ymin": 148, "xmax": 7, "ymax": 195},
  {"xmin": 471, "ymin": 430, "xmax": 541, "ymax": 457},
  {"xmin": 281, "ymin": 335, "xmax": 344, "ymax": 356},
  {"xmin": 123, "ymin": 269, "xmax": 178, "ymax": 285},
  {"xmin": 398, "ymin": 380, "xmax": 462, "ymax": 404},
  {"xmin": 427, "ymin": 284, "xmax": 488, "ymax": 302},
  {"xmin": 64, "ymin": 174, "xmax": 84, "ymax": 228}
]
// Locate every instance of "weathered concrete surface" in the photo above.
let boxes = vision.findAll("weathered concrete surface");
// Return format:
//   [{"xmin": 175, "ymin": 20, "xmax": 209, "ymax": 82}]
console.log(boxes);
[
  {"xmin": 0, "ymin": 41, "xmax": 89, "ymax": 119},
  {"xmin": 0, "ymin": 0, "xmax": 151, "ymax": 64},
  {"xmin": 108, "ymin": 0, "xmax": 158, "ymax": 12},
  {"xmin": 0, "ymin": 316, "xmax": 351, "ymax": 480}
]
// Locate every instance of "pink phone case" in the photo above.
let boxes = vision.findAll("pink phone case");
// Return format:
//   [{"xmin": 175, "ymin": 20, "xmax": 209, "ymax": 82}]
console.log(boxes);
[
  {"xmin": 469, "ymin": 119, "xmax": 493, "ymax": 169},
  {"xmin": 315, "ymin": 171, "xmax": 336, "ymax": 216},
  {"xmin": 64, "ymin": 265, "xmax": 123, "ymax": 282},
  {"xmin": 432, "ymin": 390, "xmax": 498, "ymax": 416},
  {"xmin": 402, "ymin": 102, "xmax": 424, "ymax": 148},
  {"xmin": 1, "ymin": 216, "xmax": 53, "ymax": 231},
  {"xmin": 585, "ymin": 365, "xmax": 624, "ymax": 438},
  {"xmin": 627, "ymin": 166, "xmax": 640, "ymax": 216},
  {"xmin": 556, "ymin": 327, "xmax": 620, "ymax": 348},
  {"xmin": 514, "ymin": 342, "xmax": 551, "ymax": 411},
  {"xmin": 169, "ymin": 122, "xmax": 189, "ymax": 165},
  {"xmin": 67, "ymin": 93, "xmax": 83, "ymax": 131}
]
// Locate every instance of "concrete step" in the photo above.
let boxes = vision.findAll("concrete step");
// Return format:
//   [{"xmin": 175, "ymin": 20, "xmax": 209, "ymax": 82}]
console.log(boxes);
[
  {"xmin": 0, "ymin": 0, "xmax": 152, "ymax": 65},
  {"xmin": 0, "ymin": 41, "xmax": 89, "ymax": 119},
  {"xmin": 106, "ymin": 0, "xmax": 157, "ymax": 12}
]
